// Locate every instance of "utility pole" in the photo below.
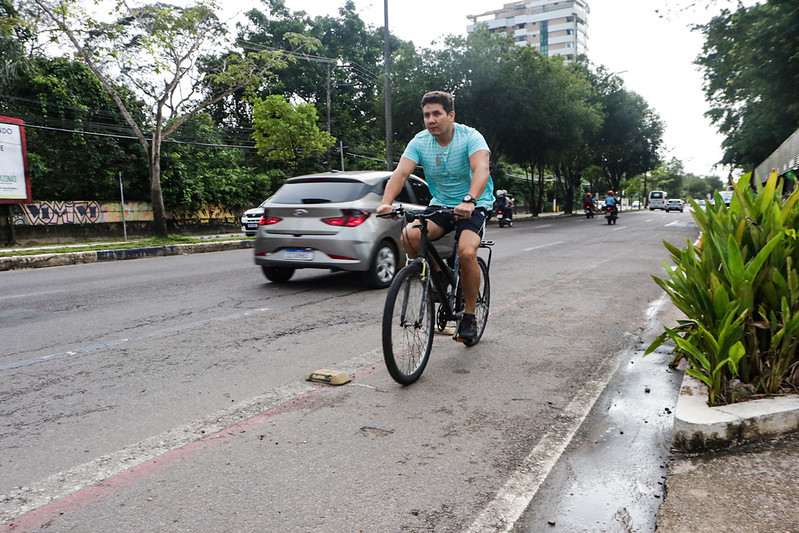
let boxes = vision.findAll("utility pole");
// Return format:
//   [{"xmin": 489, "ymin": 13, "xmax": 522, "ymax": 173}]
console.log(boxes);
[
  {"xmin": 326, "ymin": 62, "xmax": 332, "ymax": 171},
  {"xmin": 119, "ymin": 171, "xmax": 128, "ymax": 241},
  {"xmin": 383, "ymin": 0, "xmax": 394, "ymax": 170}
]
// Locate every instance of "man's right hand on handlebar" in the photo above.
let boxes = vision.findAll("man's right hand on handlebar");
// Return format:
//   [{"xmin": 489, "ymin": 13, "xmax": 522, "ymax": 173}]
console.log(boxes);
[{"xmin": 377, "ymin": 203, "xmax": 398, "ymax": 218}]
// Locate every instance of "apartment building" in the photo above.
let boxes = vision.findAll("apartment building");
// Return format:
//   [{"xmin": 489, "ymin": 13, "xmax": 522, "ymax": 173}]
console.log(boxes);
[{"xmin": 467, "ymin": 0, "xmax": 589, "ymax": 60}]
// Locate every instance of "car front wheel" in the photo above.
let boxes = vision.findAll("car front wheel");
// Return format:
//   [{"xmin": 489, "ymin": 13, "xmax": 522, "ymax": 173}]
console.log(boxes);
[
  {"xmin": 262, "ymin": 266, "xmax": 295, "ymax": 283},
  {"xmin": 365, "ymin": 240, "xmax": 398, "ymax": 289}
]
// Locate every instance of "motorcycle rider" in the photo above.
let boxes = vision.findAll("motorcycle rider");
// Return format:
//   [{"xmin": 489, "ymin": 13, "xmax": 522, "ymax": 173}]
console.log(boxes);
[
  {"xmin": 495, "ymin": 189, "xmax": 513, "ymax": 222},
  {"xmin": 582, "ymin": 191, "xmax": 594, "ymax": 211},
  {"xmin": 605, "ymin": 190, "xmax": 618, "ymax": 216}
]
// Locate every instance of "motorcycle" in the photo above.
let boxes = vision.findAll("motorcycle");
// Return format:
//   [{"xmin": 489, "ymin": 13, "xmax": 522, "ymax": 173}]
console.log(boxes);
[
  {"xmin": 604, "ymin": 204, "xmax": 618, "ymax": 225},
  {"xmin": 584, "ymin": 203, "xmax": 594, "ymax": 218},
  {"xmin": 496, "ymin": 206, "xmax": 513, "ymax": 228}
]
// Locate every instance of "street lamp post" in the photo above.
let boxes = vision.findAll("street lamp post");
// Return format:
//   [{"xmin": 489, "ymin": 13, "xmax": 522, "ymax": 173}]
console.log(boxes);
[{"xmin": 383, "ymin": 0, "xmax": 394, "ymax": 170}]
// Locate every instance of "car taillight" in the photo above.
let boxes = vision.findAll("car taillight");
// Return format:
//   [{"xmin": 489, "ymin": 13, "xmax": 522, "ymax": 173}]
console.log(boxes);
[
  {"xmin": 259, "ymin": 210, "xmax": 281, "ymax": 225},
  {"xmin": 321, "ymin": 209, "xmax": 370, "ymax": 227}
]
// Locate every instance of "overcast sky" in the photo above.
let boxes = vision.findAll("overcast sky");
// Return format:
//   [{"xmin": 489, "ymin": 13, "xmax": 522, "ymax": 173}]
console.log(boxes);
[{"xmin": 227, "ymin": 0, "xmax": 754, "ymax": 178}]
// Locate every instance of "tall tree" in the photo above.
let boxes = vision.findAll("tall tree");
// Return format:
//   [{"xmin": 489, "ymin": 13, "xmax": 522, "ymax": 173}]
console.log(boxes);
[
  {"xmin": 497, "ymin": 48, "xmax": 600, "ymax": 215},
  {"xmin": 697, "ymin": 0, "xmax": 799, "ymax": 170},
  {"xmin": 592, "ymin": 72, "xmax": 664, "ymax": 193},
  {"xmin": 24, "ymin": 0, "xmax": 317, "ymax": 236}
]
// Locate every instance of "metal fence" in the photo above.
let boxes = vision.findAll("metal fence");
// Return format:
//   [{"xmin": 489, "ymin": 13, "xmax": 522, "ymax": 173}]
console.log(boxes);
[{"xmin": 755, "ymin": 126, "xmax": 799, "ymax": 183}]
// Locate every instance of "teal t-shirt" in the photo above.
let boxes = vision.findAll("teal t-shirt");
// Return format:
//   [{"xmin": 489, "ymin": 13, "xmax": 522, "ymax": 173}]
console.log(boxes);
[{"xmin": 402, "ymin": 123, "xmax": 494, "ymax": 210}]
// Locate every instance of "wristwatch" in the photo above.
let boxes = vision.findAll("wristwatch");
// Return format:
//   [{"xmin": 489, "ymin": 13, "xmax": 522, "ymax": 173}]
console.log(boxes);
[{"xmin": 462, "ymin": 194, "xmax": 477, "ymax": 205}]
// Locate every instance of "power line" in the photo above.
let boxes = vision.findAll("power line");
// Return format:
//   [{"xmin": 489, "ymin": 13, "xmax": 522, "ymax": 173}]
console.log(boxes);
[
  {"xmin": 236, "ymin": 40, "xmax": 381, "ymax": 82},
  {"xmin": 20, "ymin": 123, "xmax": 259, "ymax": 149},
  {"xmin": 15, "ymin": 121, "xmax": 388, "ymax": 165}
]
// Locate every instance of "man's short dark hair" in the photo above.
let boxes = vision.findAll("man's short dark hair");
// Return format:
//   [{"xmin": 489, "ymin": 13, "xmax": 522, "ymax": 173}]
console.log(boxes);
[{"xmin": 421, "ymin": 91, "xmax": 454, "ymax": 114}]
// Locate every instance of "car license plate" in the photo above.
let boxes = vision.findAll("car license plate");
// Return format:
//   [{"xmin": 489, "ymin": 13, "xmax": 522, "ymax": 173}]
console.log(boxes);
[
  {"xmin": 285, "ymin": 249, "xmax": 314, "ymax": 261},
  {"xmin": 246, "ymin": 223, "xmax": 258, "ymax": 229}
]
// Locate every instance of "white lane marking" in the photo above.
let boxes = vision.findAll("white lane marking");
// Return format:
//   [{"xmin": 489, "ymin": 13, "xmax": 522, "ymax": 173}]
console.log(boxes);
[
  {"xmin": 468, "ymin": 357, "xmax": 622, "ymax": 533},
  {"xmin": 665, "ymin": 221, "xmax": 681, "ymax": 227},
  {"xmin": 0, "ymin": 289, "xmax": 67, "ymax": 301},
  {"xmin": 524, "ymin": 241, "xmax": 563, "ymax": 252},
  {"xmin": 466, "ymin": 354, "xmax": 627, "ymax": 532},
  {"xmin": 612, "ymin": 225, "xmax": 627, "ymax": 231},
  {"xmin": 467, "ymin": 295, "xmax": 670, "ymax": 532}
]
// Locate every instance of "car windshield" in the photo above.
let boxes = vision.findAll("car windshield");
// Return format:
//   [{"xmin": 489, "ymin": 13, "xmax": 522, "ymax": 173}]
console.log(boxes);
[{"xmin": 270, "ymin": 179, "xmax": 374, "ymax": 204}]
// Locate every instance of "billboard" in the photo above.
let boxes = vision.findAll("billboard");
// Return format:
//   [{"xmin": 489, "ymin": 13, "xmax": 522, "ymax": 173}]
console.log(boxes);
[{"xmin": 0, "ymin": 116, "xmax": 32, "ymax": 203}]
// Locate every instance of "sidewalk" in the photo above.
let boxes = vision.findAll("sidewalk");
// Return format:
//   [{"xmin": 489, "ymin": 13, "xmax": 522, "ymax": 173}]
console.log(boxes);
[
  {"xmin": 656, "ymin": 374, "xmax": 799, "ymax": 532},
  {"xmin": 0, "ymin": 233, "xmax": 253, "ymax": 271}
]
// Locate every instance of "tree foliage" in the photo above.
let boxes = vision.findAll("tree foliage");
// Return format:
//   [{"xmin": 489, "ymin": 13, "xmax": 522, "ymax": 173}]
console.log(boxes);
[
  {"xmin": 697, "ymin": 0, "xmax": 799, "ymax": 170},
  {"xmin": 22, "ymin": 0, "xmax": 317, "ymax": 236},
  {"xmin": 1, "ymin": 0, "xmax": 677, "ymax": 223},
  {"xmin": 251, "ymin": 94, "xmax": 334, "ymax": 170},
  {"xmin": 1, "ymin": 56, "xmax": 149, "ymax": 200},
  {"xmin": 217, "ymin": 0, "xmax": 386, "ymax": 171},
  {"xmin": 590, "ymin": 70, "xmax": 664, "ymax": 194}
]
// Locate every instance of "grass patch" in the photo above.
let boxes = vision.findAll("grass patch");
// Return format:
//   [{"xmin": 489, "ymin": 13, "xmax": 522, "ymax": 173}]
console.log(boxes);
[{"xmin": 0, "ymin": 234, "xmax": 250, "ymax": 258}]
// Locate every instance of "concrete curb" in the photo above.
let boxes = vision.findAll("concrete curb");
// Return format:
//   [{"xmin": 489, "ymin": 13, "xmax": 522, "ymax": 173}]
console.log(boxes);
[
  {"xmin": 0, "ymin": 240, "xmax": 254, "ymax": 272},
  {"xmin": 672, "ymin": 372, "xmax": 799, "ymax": 452}
]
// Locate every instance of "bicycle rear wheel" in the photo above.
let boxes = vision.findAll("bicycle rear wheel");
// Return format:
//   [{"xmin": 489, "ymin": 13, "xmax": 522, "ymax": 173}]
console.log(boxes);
[
  {"xmin": 464, "ymin": 256, "xmax": 490, "ymax": 346},
  {"xmin": 382, "ymin": 262, "xmax": 434, "ymax": 385}
]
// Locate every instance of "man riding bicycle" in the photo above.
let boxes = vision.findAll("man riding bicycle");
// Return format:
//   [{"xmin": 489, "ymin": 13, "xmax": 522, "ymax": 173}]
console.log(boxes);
[{"xmin": 377, "ymin": 90, "xmax": 494, "ymax": 344}]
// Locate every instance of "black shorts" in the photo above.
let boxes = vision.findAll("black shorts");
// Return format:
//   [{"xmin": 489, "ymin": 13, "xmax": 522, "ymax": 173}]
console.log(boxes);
[{"xmin": 423, "ymin": 205, "xmax": 488, "ymax": 239}]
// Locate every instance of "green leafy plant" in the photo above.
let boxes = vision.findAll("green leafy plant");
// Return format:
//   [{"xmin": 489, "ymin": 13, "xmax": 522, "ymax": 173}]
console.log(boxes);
[{"xmin": 647, "ymin": 172, "xmax": 799, "ymax": 405}]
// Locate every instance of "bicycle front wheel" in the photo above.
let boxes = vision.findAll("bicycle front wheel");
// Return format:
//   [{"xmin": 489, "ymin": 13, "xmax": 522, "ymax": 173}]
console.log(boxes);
[
  {"xmin": 465, "ymin": 256, "xmax": 491, "ymax": 347},
  {"xmin": 382, "ymin": 262, "xmax": 434, "ymax": 385}
]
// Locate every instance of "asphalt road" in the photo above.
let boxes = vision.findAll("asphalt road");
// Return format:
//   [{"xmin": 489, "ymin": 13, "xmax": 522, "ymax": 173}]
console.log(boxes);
[{"xmin": 0, "ymin": 209, "xmax": 699, "ymax": 532}]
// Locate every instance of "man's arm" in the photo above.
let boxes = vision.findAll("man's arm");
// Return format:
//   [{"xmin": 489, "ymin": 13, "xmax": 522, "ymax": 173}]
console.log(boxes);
[
  {"xmin": 454, "ymin": 149, "xmax": 490, "ymax": 218},
  {"xmin": 467, "ymin": 149, "xmax": 490, "ymax": 199},
  {"xmin": 377, "ymin": 157, "xmax": 417, "ymax": 214}
]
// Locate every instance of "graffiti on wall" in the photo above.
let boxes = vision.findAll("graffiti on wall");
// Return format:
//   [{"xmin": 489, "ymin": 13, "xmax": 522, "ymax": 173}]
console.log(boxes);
[
  {"xmin": 172, "ymin": 205, "xmax": 237, "ymax": 225},
  {"xmin": 12, "ymin": 201, "xmax": 236, "ymax": 226},
  {"xmin": 13, "ymin": 201, "xmax": 153, "ymax": 225}
]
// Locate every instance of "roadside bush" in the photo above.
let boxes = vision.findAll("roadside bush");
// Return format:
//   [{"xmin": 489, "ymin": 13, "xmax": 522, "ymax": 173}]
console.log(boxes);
[{"xmin": 647, "ymin": 172, "xmax": 799, "ymax": 405}]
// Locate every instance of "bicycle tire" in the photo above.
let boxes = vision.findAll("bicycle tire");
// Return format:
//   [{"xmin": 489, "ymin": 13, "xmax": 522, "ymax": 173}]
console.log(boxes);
[
  {"xmin": 464, "ymin": 256, "xmax": 490, "ymax": 346},
  {"xmin": 382, "ymin": 262, "xmax": 434, "ymax": 385}
]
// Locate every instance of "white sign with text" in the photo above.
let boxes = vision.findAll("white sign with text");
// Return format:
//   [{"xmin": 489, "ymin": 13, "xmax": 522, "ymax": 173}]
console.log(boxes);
[{"xmin": 0, "ymin": 120, "xmax": 29, "ymax": 200}]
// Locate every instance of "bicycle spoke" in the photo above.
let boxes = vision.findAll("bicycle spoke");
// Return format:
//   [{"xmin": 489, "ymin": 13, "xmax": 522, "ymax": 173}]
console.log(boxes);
[{"xmin": 382, "ymin": 263, "xmax": 434, "ymax": 384}]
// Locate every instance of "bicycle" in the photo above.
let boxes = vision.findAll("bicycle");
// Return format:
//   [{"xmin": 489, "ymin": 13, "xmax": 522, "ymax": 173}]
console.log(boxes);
[{"xmin": 378, "ymin": 206, "xmax": 493, "ymax": 385}]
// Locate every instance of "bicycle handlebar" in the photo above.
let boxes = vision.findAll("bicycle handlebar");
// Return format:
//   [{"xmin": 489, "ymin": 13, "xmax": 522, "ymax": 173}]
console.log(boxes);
[{"xmin": 376, "ymin": 206, "xmax": 458, "ymax": 223}]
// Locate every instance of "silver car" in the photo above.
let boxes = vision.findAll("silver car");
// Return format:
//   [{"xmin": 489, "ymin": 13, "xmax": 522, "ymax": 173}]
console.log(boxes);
[{"xmin": 254, "ymin": 171, "xmax": 450, "ymax": 289}]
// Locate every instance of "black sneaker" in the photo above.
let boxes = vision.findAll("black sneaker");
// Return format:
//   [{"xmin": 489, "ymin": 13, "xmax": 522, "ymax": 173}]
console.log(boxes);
[{"xmin": 455, "ymin": 313, "xmax": 477, "ymax": 344}]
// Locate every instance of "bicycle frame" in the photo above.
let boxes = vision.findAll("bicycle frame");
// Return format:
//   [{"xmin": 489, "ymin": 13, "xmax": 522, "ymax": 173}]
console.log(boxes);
[{"xmin": 409, "ymin": 209, "xmax": 494, "ymax": 322}]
